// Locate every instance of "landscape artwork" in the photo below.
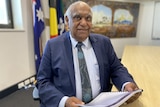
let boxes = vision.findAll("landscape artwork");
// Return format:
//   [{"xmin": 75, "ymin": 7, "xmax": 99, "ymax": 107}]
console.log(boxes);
[{"xmin": 82, "ymin": 0, "xmax": 140, "ymax": 38}]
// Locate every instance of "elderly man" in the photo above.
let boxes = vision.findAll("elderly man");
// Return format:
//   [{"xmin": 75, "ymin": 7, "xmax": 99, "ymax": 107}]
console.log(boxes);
[{"xmin": 37, "ymin": 1, "xmax": 141, "ymax": 107}]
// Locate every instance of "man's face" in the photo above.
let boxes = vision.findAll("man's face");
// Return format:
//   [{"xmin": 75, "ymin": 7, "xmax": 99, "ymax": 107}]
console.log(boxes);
[{"xmin": 68, "ymin": 4, "xmax": 92, "ymax": 42}]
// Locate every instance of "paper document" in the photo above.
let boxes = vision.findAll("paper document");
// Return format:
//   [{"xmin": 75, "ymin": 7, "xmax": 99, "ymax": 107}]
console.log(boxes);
[{"xmin": 77, "ymin": 89, "xmax": 142, "ymax": 107}]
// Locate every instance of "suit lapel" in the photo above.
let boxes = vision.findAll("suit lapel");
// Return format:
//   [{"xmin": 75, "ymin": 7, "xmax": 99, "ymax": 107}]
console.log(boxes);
[
  {"xmin": 63, "ymin": 32, "xmax": 76, "ymax": 94},
  {"xmin": 89, "ymin": 35, "xmax": 105, "ymax": 90},
  {"xmin": 63, "ymin": 33, "xmax": 105, "ymax": 93}
]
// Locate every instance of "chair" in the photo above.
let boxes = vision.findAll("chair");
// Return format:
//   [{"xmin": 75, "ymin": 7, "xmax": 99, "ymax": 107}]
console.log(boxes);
[{"xmin": 32, "ymin": 87, "xmax": 40, "ymax": 101}]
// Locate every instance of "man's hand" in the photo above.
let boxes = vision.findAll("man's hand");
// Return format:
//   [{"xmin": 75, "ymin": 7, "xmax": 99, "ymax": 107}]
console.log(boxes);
[
  {"xmin": 65, "ymin": 97, "xmax": 84, "ymax": 107},
  {"xmin": 124, "ymin": 82, "xmax": 142, "ymax": 104}
]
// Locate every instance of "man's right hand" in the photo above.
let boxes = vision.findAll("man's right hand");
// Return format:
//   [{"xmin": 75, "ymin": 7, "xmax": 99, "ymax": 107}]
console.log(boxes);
[{"xmin": 65, "ymin": 97, "xmax": 84, "ymax": 107}]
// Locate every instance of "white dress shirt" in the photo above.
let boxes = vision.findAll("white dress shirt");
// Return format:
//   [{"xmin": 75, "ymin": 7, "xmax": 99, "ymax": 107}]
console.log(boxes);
[
  {"xmin": 59, "ymin": 33, "xmax": 100, "ymax": 107},
  {"xmin": 58, "ymin": 33, "xmax": 128, "ymax": 107},
  {"xmin": 70, "ymin": 34, "xmax": 101, "ymax": 100}
]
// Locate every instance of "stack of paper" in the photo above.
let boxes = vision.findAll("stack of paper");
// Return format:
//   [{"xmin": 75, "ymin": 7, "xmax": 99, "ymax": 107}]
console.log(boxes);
[{"xmin": 77, "ymin": 89, "xmax": 142, "ymax": 107}]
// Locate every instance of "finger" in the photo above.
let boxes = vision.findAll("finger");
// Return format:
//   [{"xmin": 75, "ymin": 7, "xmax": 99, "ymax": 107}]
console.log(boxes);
[
  {"xmin": 124, "ymin": 83, "xmax": 139, "ymax": 92},
  {"xmin": 65, "ymin": 97, "xmax": 84, "ymax": 107}
]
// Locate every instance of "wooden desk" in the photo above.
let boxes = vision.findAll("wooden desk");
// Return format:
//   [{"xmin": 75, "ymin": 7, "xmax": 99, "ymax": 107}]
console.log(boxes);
[{"xmin": 119, "ymin": 46, "xmax": 160, "ymax": 107}]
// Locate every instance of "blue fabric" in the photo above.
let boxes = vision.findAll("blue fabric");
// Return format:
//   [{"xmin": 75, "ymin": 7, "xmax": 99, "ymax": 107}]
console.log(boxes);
[
  {"xmin": 33, "ymin": 0, "xmax": 45, "ymax": 72},
  {"xmin": 57, "ymin": 0, "xmax": 65, "ymax": 35},
  {"xmin": 37, "ymin": 32, "xmax": 135, "ymax": 107}
]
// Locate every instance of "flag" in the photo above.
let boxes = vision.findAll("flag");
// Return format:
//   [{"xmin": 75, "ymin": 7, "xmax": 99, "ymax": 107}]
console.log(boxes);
[
  {"xmin": 32, "ymin": 0, "xmax": 45, "ymax": 72},
  {"xmin": 49, "ymin": 0, "xmax": 58, "ymax": 38},
  {"xmin": 57, "ymin": 0, "xmax": 65, "ymax": 35}
]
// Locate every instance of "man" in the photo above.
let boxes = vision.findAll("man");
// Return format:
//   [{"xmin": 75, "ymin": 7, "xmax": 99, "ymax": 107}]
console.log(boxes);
[{"xmin": 37, "ymin": 1, "xmax": 141, "ymax": 107}]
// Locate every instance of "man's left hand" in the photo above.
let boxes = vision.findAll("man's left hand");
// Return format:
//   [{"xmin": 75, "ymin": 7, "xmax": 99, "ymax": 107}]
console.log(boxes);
[{"xmin": 124, "ymin": 82, "xmax": 142, "ymax": 104}]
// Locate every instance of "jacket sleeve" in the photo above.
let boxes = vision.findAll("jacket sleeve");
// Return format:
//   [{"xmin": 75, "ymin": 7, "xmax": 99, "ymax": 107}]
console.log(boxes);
[
  {"xmin": 106, "ymin": 39, "xmax": 135, "ymax": 90},
  {"xmin": 37, "ymin": 40, "xmax": 64, "ymax": 107}
]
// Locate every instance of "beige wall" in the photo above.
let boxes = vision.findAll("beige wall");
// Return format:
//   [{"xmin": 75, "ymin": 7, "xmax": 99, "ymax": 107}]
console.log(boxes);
[{"xmin": 0, "ymin": 0, "xmax": 35, "ymax": 91}]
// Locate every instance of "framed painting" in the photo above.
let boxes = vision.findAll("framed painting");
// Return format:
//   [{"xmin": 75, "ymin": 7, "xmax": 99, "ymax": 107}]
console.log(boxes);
[{"xmin": 81, "ymin": 0, "xmax": 140, "ymax": 38}]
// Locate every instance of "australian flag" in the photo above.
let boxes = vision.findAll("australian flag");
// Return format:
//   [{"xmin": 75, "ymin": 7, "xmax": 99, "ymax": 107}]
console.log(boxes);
[{"xmin": 32, "ymin": 0, "xmax": 45, "ymax": 73}]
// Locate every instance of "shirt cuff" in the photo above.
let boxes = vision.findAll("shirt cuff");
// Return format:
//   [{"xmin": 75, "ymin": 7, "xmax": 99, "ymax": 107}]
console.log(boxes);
[
  {"xmin": 121, "ymin": 82, "xmax": 131, "ymax": 91},
  {"xmin": 58, "ymin": 96, "xmax": 69, "ymax": 107}
]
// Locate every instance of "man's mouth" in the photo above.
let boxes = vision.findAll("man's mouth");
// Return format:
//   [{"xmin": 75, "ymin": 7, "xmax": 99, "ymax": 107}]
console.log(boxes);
[{"xmin": 77, "ymin": 29, "xmax": 88, "ymax": 32}]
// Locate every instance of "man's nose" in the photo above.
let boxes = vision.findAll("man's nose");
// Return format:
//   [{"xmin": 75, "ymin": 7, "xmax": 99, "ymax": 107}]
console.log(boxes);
[{"xmin": 80, "ymin": 18, "xmax": 88, "ymax": 26}]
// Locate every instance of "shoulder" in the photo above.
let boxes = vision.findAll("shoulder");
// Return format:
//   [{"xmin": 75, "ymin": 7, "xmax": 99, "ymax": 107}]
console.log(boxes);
[
  {"xmin": 49, "ymin": 32, "xmax": 69, "ymax": 42},
  {"xmin": 48, "ymin": 32, "xmax": 69, "ymax": 45},
  {"xmin": 89, "ymin": 33, "xmax": 111, "ymax": 43},
  {"xmin": 43, "ymin": 32, "xmax": 70, "ymax": 53}
]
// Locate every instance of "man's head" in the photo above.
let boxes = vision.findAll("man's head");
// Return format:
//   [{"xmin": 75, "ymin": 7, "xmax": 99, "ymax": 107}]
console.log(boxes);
[{"xmin": 65, "ymin": 1, "xmax": 92, "ymax": 42}]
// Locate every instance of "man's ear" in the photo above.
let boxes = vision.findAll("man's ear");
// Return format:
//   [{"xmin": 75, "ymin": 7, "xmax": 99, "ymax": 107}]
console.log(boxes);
[
  {"xmin": 65, "ymin": 16, "xmax": 69, "ymax": 31},
  {"xmin": 65, "ymin": 16, "xmax": 69, "ymax": 25}
]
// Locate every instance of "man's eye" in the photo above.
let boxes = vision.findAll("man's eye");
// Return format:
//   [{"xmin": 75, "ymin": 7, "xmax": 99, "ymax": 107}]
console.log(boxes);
[
  {"xmin": 73, "ymin": 15, "xmax": 81, "ymax": 21},
  {"xmin": 86, "ymin": 16, "xmax": 92, "ymax": 21}
]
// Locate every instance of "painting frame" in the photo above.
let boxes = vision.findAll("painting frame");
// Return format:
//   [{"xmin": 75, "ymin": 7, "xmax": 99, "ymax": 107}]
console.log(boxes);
[{"xmin": 82, "ymin": 0, "xmax": 140, "ymax": 38}]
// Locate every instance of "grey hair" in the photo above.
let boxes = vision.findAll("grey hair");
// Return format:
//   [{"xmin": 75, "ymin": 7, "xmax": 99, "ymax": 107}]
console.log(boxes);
[{"xmin": 64, "ymin": 1, "xmax": 92, "ymax": 25}]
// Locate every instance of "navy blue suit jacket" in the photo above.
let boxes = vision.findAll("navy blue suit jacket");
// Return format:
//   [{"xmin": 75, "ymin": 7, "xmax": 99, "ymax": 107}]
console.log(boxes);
[{"xmin": 37, "ymin": 32, "xmax": 135, "ymax": 107}]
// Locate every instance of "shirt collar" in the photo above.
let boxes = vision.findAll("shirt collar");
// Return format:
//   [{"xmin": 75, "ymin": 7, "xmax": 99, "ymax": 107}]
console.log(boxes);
[{"xmin": 69, "ymin": 32, "xmax": 91, "ymax": 49}]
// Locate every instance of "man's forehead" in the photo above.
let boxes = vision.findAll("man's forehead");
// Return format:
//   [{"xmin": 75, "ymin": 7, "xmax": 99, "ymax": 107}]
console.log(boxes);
[{"xmin": 72, "ymin": 12, "xmax": 92, "ymax": 17}]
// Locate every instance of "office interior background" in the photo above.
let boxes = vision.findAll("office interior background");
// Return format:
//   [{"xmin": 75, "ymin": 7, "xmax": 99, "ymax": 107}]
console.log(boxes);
[{"xmin": 0, "ymin": 0, "xmax": 160, "ymax": 100}]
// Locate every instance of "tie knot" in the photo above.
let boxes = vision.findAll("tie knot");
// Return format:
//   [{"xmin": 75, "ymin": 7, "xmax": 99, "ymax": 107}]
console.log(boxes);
[{"xmin": 76, "ymin": 42, "xmax": 83, "ymax": 48}]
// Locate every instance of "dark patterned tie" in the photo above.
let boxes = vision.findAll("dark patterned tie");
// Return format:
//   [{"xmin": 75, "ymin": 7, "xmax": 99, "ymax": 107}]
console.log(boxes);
[{"xmin": 77, "ymin": 42, "xmax": 92, "ymax": 103}]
